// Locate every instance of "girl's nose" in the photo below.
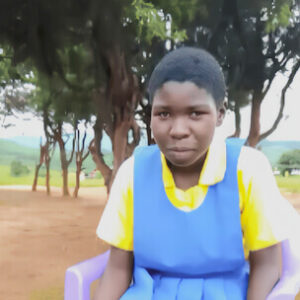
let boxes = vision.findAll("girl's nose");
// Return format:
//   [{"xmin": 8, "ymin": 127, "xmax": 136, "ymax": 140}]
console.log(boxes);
[{"xmin": 169, "ymin": 118, "xmax": 190, "ymax": 139}]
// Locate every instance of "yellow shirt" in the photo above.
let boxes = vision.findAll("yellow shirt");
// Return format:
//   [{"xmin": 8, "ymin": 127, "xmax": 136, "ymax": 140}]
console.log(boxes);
[{"xmin": 97, "ymin": 137, "xmax": 292, "ymax": 258}]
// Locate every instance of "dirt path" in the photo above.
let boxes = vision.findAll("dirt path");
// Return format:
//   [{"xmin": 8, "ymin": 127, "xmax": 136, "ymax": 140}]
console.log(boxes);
[
  {"xmin": 0, "ymin": 186, "xmax": 299, "ymax": 300},
  {"xmin": 0, "ymin": 186, "xmax": 109, "ymax": 300}
]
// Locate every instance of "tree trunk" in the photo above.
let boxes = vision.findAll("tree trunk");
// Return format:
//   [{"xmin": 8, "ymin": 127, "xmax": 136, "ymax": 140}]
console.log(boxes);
[
  {"xmin": 73, "ymin": 130, "xmax": 89, "ymax": 198},
  {"xmin": 61, "ymin": 166, "xmax": 69, "ymax": 196},
  {"xmin": 32, "ymin": 143, "xmax": 46, "ymax": 191},
  {"xmin": 89, "ymin": 125, "xmax": 112, "ymax": 192},
  {"xmin": 229, "ymin": 101, "xmax": 241, "ymax": 138},
  {"xmin": 44, "ymin": 141, "xmax": 53, "ymax": 196},
  {"xmin": 32, "ymin": 164, "xmax": 42, "ymax": 191},
  {"xmin": 57, "ymin": 137, "xmax": 70, "ymax": 196},
  {"xmin": 90, "ymin": 46, "xmax": 141, "ymax": 194},
  {"xmin": 45, "ymin": 162, "xmax": 50, "ymax": 196},
  {"xmin": 73, "ymin": 161, "xmax": 81, "ymax": 198},
  {"xmin": 53, "ymin": 123, "xmax": 76, "ymax": 197},
  {"xmin": 246, "ymin": 91, "xmax": 263, "ymax": 147}
]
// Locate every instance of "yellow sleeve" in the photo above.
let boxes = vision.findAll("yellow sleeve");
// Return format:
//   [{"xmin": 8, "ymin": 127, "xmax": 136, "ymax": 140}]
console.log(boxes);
[
  {"xmin": 96, "ymin": 156, "xmax": 134, "ymax": 251},
  {"xmin": 238, "ymin": 146, "xmax": 292, "ymax": 253}
]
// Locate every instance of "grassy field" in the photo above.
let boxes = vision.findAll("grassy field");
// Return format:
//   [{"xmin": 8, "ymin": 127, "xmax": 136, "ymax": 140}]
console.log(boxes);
[
  {"xmin": 0, "ymin": 165, "xmax": 104, "ymax": 187},
  {"xmin": 1, "ymin": 164, "xmax": 299, "ymax": 193},
  {"xmin": 275, "ymin": 175, "xmax": 300, "ymax": 193}
]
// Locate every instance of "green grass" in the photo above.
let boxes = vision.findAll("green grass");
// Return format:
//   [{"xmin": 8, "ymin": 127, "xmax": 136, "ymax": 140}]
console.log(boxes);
[
  {"xmin": 0, "ymin": 165, "xmax": 104, "ymax": 187},
  {"xmin": 1, "ymin": 163, "xmax": 299, "ymax": 193},
  {"xmin": 276, "ymin": 175, "xmax": 300, "ymax": 193}
]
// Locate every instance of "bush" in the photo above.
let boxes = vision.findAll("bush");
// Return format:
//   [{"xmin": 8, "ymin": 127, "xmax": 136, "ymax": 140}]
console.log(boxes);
[
  {"xmin": 278, "ymin": 149, "xmax": 300, "ymax": 175},
  {"xmin": 10, "ymin": 160, "xmax": 30, "ymax": 177}
]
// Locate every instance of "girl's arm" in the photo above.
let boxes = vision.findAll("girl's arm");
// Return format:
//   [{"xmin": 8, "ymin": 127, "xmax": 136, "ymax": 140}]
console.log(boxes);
[
  {"xmin": 93, "ymin": 246, "xmax": 133, "ymax": 300},
  {"xmin": 247, "ymin": 243, "xmax": 281, "ymax": 300}
]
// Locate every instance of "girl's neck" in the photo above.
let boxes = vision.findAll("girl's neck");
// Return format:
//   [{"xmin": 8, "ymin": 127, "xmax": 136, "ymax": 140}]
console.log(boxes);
[{"xmin": 166, "ymin": 153, "xmax": 207, "ymax": 190}]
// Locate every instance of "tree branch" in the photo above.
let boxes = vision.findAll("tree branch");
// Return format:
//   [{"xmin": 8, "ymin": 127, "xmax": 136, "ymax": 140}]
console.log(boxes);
[{"xmin": 259, "ymin": 59, "xmax": 300, "ymax": 141}]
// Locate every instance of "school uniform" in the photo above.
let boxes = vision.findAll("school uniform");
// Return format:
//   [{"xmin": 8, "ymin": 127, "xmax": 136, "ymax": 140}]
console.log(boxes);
[{"xmin": 97, "ymin": 136, "xmax": 297, "ymax": 299}]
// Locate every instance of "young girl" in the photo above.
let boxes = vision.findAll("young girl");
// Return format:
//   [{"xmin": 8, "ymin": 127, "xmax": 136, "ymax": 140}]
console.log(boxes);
[{"xmin": 93, "ymin": 47, "xmax": 297, "ymax": 300}]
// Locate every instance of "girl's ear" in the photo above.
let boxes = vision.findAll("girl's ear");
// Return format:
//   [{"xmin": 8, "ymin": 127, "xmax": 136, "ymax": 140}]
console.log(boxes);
[{"xmin": 216, "ymin": 104, "xmax": 226, "ymax": 127}]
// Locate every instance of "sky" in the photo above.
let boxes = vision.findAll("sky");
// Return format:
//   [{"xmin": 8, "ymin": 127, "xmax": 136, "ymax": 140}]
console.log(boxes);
[
  {"xmin": 218, "ymin": 69, "xmax": 300, "ymax": 141},
  {"xmin": 1, "ymin": 69, "xmax": 300, "ymax": 142}
]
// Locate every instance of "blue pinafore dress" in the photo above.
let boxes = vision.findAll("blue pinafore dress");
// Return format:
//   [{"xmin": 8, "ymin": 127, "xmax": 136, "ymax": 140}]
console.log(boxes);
[{"xmin": 121, "ymin": 140, "xmax": 249, "ymax": 300}]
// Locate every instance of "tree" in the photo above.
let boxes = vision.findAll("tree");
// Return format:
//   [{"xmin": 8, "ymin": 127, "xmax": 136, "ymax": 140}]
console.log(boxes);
[
  {"xmin": 27, "ymin": 38, "xmax": 95, "ymax": 196},
  {"xmin": 30, "ymin": 75, "xmax": 76, "ymax": 197},
  {"xmin": 0, "ymin": 46, "xmax": 32, "ymax": 133},
  {"xmin": 32, "ymin": 138, "xmax": 46, "ymax": 191},
  {"xmin": 0, "ymin": 0, "xmax": 187, "ymax": 192},
  {"xmin": 81, "ymin": 0, "xmax": 186, "ymax": 190},
  {"xmin": 180, "ymin": 0, "xmax": 300, "ymax": 146},
  {"xmin": 43, "ymin": 140, "xmax": 56, "ymax": 196},
  {"xmin": 278, "ymin": 149, "xmax": 300, "ymax": 175},
  {"xmin": 150, "ymin": 0, "xmax": 300, "ymax": 145},
  {"xmin": 2, "ymin": 0, "xmax": 298, "ymax": 197},
  {"xmin": 73, "ymin": 127, "xmax": 89, "ymax": 198}
]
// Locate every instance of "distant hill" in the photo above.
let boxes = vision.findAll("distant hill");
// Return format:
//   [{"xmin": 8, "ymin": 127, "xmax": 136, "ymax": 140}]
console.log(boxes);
[
  {"xmin": 259, "ymin": 140, "xmax": 300, "ymax": 166},
  {"xmin": 0, "ymin": 139, "xmax": 113, "ymax": 173},
  {"xmin": 4, "ymin": 134, "xmax": 113, "ymax": 153}
]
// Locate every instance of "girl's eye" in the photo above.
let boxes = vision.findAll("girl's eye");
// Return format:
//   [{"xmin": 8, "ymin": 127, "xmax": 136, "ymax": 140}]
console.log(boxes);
[
  {"xmin": 159, "ymin": 112, "xmax": 170, "ymax": 118},
  {"xmin": 190, "ymin": 111, "xmax": 203, "ymax": 118}
]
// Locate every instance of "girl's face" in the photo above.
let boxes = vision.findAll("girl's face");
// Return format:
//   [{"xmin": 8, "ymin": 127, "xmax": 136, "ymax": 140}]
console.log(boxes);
[{"xmin": 151, "ymin": 81, "xmax": 225, "ymax": 170}]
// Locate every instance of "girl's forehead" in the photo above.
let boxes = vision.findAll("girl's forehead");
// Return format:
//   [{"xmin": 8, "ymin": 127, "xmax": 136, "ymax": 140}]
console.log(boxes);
[{"xmin": 152, "ymin": 81, "xmax": 216, "ymax": 108}]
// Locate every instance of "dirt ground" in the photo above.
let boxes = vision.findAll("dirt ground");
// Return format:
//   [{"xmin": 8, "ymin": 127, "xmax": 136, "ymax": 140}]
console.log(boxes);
[
  {"xmin": 0, "ymin": 186, "xmax": 109, "ymax": 300},
  {"xmin": 0, "ymin": 186, "xmax": 299, "ymax": 300}
]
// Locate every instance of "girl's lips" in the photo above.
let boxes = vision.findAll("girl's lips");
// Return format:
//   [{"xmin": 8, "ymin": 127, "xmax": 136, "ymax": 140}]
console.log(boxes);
[{"xmin": 168, "ymin": 147, "xmax": 194, "ymax": 152}]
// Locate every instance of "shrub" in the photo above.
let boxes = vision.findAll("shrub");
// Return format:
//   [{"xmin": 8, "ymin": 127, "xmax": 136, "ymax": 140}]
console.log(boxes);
[
  {"xmin": 10, "ymin": 160, "xmax": 30, "ymax": 177},
  {"xmin": 278, "ymin": 149, "xmax": 300, "ymax": 176}
]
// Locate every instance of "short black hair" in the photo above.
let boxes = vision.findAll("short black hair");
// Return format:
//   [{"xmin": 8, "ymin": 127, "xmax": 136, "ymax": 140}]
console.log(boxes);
[{"xmin": 148, "ymin": 47, "xmax": 226, "ymax": 107}]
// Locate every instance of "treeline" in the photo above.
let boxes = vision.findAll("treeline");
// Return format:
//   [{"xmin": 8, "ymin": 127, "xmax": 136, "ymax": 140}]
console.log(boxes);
[
  {"xmin": 0, "ymin": 0, "xmax": 299, "ymax": 196},
  {"xmin": 278, "ymin": 149, "xmax": 300, "ymax": 175}
]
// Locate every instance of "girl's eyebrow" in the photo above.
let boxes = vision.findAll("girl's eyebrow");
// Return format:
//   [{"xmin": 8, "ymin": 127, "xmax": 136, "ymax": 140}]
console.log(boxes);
[
  {"xmin": 186, "ymin": 104, "xmax": 211, "ymax": 110},
  {"xmin": 153, "ymin": 104, "xmax": 211, "ymax": 110},
  {"xmin": 152, "ymin": 105, "xmax": 170, "ymax": 109}
]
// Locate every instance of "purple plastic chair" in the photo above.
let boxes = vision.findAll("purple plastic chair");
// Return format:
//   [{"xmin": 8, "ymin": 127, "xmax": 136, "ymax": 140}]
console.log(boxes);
[
  {"xmin": 64, "ymin": 250, "xmax": 110, "ymax": 300},
  {"xmin": 64, "ymin": 240, "xmax": 300, "ymax": 300},
  {"xmin": 266, "ymin": 239, "xmax": 300, "ymax": 300}
]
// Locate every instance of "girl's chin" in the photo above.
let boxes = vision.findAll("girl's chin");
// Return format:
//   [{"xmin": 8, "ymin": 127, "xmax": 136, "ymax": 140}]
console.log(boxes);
[
  {"xmin": 166, "ymin": 155, "xmax": 196, "ymax": 168},
  {"xmin": 166, "ymin": 151, "xmax": 205, "ymax": 170}
]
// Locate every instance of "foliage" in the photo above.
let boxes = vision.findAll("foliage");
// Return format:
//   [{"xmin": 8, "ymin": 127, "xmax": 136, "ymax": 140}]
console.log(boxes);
[
  {"xmin": 260, "ymin": 140, "xmax": 300, "ymax": 166},
  {"xmin": 132, "ymin": 0, "xmax": 186, "ymax": 43},
  {"xmin": 279, "ymin": 149, "xmax": 300, "ymax": 165},
  {"xmin": 0, "ymin": 0, "xmax": 300, "ymax": 191},
  {"xmin": 265, "ymin": 0, "xmax": 294, "ymax": 32},
  {"xmin": 0, "ymin": 45, "xmax": 33, "ymax": 129},
  {"xmin": 10, "ymin": 160, "xmax": 30, "ymax": 177},
  {"xmin": 278, "ymin": 150, "xmax": 300, "ymax": 174}
]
